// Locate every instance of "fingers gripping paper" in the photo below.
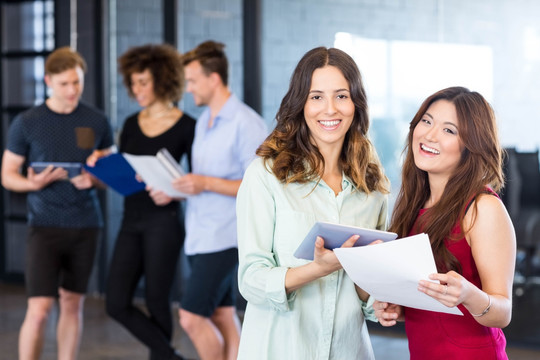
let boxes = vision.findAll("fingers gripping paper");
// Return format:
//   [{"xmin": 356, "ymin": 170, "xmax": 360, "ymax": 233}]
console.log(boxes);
[{"xmin": 334, "ymin": 233, "xmax": 463, "ymax": 315}]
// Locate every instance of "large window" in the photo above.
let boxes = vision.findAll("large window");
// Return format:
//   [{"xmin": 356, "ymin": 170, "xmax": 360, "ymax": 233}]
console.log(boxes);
[{"xmin": 335, "ymin": 32, "xmax": 494, "ymax": 195}]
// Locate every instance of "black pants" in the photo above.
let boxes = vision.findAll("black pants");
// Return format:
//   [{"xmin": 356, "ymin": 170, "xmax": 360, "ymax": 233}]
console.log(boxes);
[{"xmin": 105, "ymin": 209, "xmax": 183, "ymax": 359}]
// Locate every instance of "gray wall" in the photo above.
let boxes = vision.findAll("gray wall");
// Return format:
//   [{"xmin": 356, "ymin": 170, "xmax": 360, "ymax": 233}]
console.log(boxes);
[
  {"xmin": 258, "ymin": 0, "xmax": 540, "ymax": 149},
  {"xmin": 105, "ymin": 0, "xmax": 540, "ymax": 298}
]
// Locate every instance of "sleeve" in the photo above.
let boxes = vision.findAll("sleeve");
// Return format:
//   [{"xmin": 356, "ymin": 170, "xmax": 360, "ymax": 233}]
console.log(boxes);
[
  {"xmin": 236, "ymin": 159, "xmax": 295, "ymax": 312},
  {"xmin": 236, "ymin": 111, "xmax": 268, "ymax": 173},
  {"xmin": 361, "ymin": 295, "xmax": 378, "ymax": 322},
  {"xmin": 376, "ymin": 194, "xmax": 389, "ymax": 231},
  {"xmin": 362, "ymin": 193, "xmax": 389, "ymax": 321},
  {"xmin": 6, "ymin": 115, "xmax": 28, "ymax": 157}
]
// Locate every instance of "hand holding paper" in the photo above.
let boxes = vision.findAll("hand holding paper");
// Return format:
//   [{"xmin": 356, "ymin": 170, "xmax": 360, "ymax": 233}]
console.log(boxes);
[
  {"xmin": 123, "ymin": 153, "xmax": 189, "ymax": 198},
  {"xmin": 334, "ymin": 233, "xmax": 463, "ymax": 315}
]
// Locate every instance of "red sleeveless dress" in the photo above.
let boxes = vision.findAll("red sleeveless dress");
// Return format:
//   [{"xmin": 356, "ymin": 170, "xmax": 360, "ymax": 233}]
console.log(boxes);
[{"xmin": 405, "ymin": 205, "xmax": 508, "ymax": 359}]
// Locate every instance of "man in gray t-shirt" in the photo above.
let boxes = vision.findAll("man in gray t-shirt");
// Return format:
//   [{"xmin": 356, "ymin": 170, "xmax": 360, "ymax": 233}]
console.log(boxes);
[{"xmin": 1, "ymin": 47, "xmax": 113, "ymax": 360}]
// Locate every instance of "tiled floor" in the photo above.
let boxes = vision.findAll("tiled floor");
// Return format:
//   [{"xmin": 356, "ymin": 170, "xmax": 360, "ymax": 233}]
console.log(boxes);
[{"xmin": 1, "ymin": 282, "xmax": 539, "ymax": 360}]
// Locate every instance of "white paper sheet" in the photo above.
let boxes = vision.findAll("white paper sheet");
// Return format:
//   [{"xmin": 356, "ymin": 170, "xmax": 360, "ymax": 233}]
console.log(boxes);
[
  {"xmin": 123, "ymin": 153, "xmax": 189, "ymax": 198},
  {"xmin": 334, "ymin": 233, "xmax": 463, "ymax": 316}
]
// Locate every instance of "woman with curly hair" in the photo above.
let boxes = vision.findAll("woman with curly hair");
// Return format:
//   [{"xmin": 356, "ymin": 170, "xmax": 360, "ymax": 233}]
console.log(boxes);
[
  {"xmin": 105, "ymin": 44, "xmax": 195, "ymax": 360},
  {"xmin": 374, "ymin": 87, "xmax": 515, "ymax": 359},
  {"xmin": 236, "ymin": 47, "xmax": 389, "ymax": 359}
]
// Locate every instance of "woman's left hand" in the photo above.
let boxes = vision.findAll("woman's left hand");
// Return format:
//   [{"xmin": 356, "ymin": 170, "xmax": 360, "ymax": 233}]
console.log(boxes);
[
  {"xmin": 418, "ymin": 270, "xmax": 470, "ymax": 308},
  {"xmin": 147, "ymin": 186, "xmax": 173, "ymax": 206},
  {"xmin": 70, "ymin": 171, "xmax": 94, "ymax": 189}
]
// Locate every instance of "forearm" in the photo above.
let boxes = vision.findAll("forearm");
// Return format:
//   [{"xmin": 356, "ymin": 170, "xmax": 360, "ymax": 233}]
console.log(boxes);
[
  {"xmin": 1, "ymin": 172, "xmax": 36, "ymax": 192},
  {"xmin": 204, "ymin": 177, "xmax": 242, "ymax": 197},
  {"xmin": 355, "ymin": 285, "xmax": 370, "ymax": 302},
  {"xmin": 285, "ymin": 262, "xmax": 330, "ymax": 294},
  {"xmin": 463, "ymin": 288, "xmax": 512, "ymax": 328}
]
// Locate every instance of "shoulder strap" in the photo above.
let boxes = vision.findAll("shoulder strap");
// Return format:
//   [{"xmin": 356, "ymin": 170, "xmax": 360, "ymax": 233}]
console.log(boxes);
[{"xmin": 464, "ymin": 187, "xmax": 498, "ymax": 215}]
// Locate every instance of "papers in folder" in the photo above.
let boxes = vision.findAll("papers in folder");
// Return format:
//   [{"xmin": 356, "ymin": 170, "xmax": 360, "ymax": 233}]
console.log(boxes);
[
  {"xmin": 84, "ymin": 148, "xmax": 188, "ymax": 197},
  {"xmin": 123, "ymin": 150, "xmax": 188, "ymax": 198},
  {"xmin": 334, "ymin": 233, "xmax": 463, "ymax": 316}
]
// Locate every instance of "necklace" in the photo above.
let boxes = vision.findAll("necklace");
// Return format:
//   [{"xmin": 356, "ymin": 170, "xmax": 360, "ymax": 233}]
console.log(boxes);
[{"xmin": 144, "ymin": 104, "xmax": 173, "ymax": 119}]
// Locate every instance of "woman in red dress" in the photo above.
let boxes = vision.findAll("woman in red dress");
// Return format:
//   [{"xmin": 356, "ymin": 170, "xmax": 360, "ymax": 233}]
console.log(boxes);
[{"xmin": 374, "ymin": 87, "xmax": 515, "ymax": 359}]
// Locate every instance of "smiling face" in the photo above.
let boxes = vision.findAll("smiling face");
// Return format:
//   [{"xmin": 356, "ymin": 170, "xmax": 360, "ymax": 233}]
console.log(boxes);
[
  {"xmin": 303, "ymin": 65, "xmax": 355, "ymax": 152},
  {"xmin": 184, "ymin": 60, "xmax": 216, "ymax": 107},
  {"xmin": 130, "ymin": 69, "xmax": 158, "ymax": 108},
  {"xmin": 412, "ymin": 99, "xmax": 464, "ymax": 181},
  {"xmin": 45, "ymin": 66, "xmax": 84, "ymax": 113}
]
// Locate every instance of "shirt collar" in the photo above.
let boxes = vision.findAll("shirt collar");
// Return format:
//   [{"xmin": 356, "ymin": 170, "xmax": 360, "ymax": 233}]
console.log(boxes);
[{"xmin": 205, "ymin": 93, "xmax": 240, "ymax": 125}]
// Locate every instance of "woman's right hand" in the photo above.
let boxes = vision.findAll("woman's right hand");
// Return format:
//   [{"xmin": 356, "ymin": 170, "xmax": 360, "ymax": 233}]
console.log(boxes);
[
  {"xmin": 374, "ymin": 300, "xmax": 404, "ymax": 326},
  {"xmin": 86, "ymin": 149, "xmax": 110, "ymax": 167},
  {"xmin": 146, "ymin": 185, "xmax": 173, "ymax": 206}
]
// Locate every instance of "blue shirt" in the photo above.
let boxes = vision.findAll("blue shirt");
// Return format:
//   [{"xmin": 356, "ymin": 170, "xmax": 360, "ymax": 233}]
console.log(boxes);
[
  {"xmin": 236, "ymin": 157, "xmax": 388, "ymax": 360},
  {"xmin": 184, "ymin": 94, "xmax": 267, "ymax": 255},
  {"xmin": 7, "ymin": 102, "xmax": 114, "ymax": 228}
]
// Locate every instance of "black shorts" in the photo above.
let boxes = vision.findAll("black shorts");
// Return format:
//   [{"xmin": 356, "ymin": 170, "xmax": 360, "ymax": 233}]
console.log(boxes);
[
  {"xmin": 181, "ymin": 248, "xmax": 238, "ymax": 317},
  {"xmin": 26, "ymin": 226, "xmax": 99, "ymax": 297}
]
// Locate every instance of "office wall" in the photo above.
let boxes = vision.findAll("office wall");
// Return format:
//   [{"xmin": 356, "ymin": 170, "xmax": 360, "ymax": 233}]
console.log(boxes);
[
  {"xmin": 258, "ymin": 0, "xmax": 540, "ymax": 150},
  {"xmin": 106, "ymin": 0, "xmax": 540, "ymax": 296},
  {"xmin": 169, "ymin": 0, "xmax": 540, "ymax": 149},
  {"xmin": 177, "ymin": 0, "xmax": 244, "ymax": 119}
]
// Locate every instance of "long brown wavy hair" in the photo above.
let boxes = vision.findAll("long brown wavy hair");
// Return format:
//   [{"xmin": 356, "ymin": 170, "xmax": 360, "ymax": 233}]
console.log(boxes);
[
  {"xmin": 257, "ymin": 47, "xmax": 388, "ymax": 194},
  {"xmin": 390, "ymin": 87, "xmax": 504, "ymax": 272}
]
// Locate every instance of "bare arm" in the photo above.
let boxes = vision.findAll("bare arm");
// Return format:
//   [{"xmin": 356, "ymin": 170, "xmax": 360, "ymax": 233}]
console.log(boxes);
[
  {"xmin": 1, "ymin": 150, "xmax": 67, "ymax": 192},
  {"xmin": 172, "ymin": 174, "xmax": 242, "ymax": 197},
  {"xmin": 285, "ymin": 235, "xmax": 359, "ymax": 294},
  {"xmin": 464, "ymin": 194, "xmax": 515, "ymax": 327},
  {"xmin": 418, "ymin": 194, "xmax": 515, "ymax": 328}
]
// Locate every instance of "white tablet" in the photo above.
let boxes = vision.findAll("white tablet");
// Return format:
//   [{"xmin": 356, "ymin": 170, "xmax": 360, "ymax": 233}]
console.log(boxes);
[{"xmin": 293, "ymin": 221, "xmax": 398, "ymax": 260}]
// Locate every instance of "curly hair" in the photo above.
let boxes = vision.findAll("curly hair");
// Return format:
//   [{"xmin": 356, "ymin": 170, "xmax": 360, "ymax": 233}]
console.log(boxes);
[
  {"xmin": 257, "ymin": 47, "xmax": 388, "ymax": 194},
  {"xmin": 118, "ymin": 43, "xmax": 185, "ymax": 102},
  {"xmin": 390, "ymin": 86, "xmax": 504, "ymax": 273}
]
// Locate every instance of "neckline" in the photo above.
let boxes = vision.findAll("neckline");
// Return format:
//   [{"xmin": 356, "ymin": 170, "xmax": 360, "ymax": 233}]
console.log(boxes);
[{"xmin": 136, "ymin": 113, "xmax": 183, "ymax": 139}]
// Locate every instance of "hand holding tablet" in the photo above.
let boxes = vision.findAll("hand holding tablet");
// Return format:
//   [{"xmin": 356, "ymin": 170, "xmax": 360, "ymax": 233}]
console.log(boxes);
[
  {"xmin": 30, "ymin": 162, "xmax": 82, "ymax": 178},
  {"xmin": 294, "ymin": 221, "xmax": 398, "ymax": 260}
]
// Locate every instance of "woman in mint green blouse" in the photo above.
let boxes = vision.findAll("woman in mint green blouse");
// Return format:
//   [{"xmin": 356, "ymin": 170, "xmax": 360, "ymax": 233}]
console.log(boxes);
[{"xmin": 236, "ymin": 47, "xmax": 389, "ymax": 360}]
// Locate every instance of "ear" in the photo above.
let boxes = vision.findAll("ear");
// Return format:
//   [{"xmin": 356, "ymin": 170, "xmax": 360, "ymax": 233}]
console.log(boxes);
[
  {"xmin": 44, "ymin": 74, "xmax": 52, "ymax": 88},
  {"xmin": 209, "ymin": 72, "xmax": 222, "ymax": 87}
]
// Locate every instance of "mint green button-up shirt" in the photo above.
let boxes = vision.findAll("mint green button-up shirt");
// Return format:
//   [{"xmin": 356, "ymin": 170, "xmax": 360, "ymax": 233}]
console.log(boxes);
[{"xmin": 237, "ymin": 158, "xmax": 388, "ymax": 360}]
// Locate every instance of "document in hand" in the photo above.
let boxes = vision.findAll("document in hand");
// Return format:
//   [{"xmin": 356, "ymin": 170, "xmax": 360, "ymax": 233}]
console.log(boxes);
[
  {"xmin": 83, "ymin": 153, "xmax": 146, "ymax": 196},
  {"xmin": 334, "ymin": 233, "xmax": 463, "ymax": 315},
  {"xmin": 294, "ymin": 221, "xmax": 398, "ymax": 260},
  {"xmin": 123, "ymin": 149, "xmax": 188, "ymax": 198}
]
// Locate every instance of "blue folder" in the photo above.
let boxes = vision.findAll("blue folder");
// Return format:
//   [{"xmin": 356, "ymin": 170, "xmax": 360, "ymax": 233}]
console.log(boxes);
[{"xmin": 84, "ymin": 153, "xmax": 146, "ymax": 196}]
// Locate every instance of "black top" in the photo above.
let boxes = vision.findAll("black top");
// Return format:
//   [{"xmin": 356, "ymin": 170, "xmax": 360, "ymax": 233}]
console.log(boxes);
[{"xmin": 120, "ymin": 112, "xmax": 196, "ymax": 214}]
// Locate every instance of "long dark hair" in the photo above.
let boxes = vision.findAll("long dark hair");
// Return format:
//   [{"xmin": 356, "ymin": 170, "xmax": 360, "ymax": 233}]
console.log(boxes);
[
  {"xmin": 257, "ymin": 47, "xmax": 388, "ymax": 194},
  {"xmin": 390, "ymin": 86, "xmax": 504, "ymax": 272}
]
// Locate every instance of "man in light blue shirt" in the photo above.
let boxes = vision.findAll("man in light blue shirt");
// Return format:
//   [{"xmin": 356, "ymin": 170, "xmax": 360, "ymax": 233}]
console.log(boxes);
[{"xmin": 173, "ymin": 40, "xmax": 267, "ymax": 360}]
